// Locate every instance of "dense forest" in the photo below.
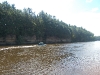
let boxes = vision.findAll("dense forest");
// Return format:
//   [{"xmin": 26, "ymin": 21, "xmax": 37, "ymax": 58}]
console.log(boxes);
[{"xmin": 0, "ymin": 1, "xmax": 95, "ymax": 44}]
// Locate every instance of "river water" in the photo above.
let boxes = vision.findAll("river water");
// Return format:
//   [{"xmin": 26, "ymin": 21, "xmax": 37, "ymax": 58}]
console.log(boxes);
[{"xmin": 0, "ymin": 41, "xmax": 100, "ymax": 75}]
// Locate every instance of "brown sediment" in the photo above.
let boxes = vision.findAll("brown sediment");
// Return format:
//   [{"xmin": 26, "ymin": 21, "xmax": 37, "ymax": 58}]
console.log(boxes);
[{"xmin": 0, "ymin": 42, "xmax": 100, "ymax": 75}]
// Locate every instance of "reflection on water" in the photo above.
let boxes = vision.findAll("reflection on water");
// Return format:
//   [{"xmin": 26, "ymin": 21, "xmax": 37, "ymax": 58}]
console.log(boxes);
[
  {"xmin": 0, "ymin": 44, "xmax": 72, "ymax": 75},
  {"xmin": 0, "ymin": 41, "xmax": 100, "ymax": 75}
]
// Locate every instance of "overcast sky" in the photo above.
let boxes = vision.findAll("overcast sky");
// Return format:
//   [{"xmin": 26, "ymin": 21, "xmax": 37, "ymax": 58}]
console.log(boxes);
[{"xmin": 0, "ymin": 0, "xmax": 100, "ymax": 36}]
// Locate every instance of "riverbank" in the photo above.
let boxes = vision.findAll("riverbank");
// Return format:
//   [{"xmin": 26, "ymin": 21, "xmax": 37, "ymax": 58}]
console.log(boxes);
[{"xmin": 0, "ymin": 35, "xmax": 71, "ymax": 45}]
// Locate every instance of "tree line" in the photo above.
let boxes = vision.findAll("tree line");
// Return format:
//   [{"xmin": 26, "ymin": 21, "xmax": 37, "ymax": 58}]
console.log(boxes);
[
  {"xmin": 0, "ymin": 1, "xmax": 95, "ymax": 44},
  {"xmin": 94, "ymin": 36, "xmax": 100, "ymax": 41}
]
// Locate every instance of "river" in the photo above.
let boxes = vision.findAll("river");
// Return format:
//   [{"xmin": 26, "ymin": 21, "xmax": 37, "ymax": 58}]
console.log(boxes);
[{"xmin": 0, "ymin": 41, "xmax": 100, "ymax": 75}]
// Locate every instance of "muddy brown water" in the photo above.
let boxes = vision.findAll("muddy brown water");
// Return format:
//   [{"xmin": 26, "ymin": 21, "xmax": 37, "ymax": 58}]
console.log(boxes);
[{"xmin": 0, "ymin": 41, "xmax": 100, "ymax": 75}]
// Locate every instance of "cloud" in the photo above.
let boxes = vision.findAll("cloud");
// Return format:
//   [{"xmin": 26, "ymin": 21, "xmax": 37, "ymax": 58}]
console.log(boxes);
[
  {"xmin": 86, "ymin": 0, "xmax": 93, "ymax": 3},
  {"xmin": 91, "ymin": 8, "xmax": 99, "ymax": 12}
]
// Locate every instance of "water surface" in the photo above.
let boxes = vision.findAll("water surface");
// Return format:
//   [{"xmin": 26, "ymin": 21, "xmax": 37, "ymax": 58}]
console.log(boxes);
[{"xmin": 0, "ymin": 41, "xmax": 100, "ymax": 75}]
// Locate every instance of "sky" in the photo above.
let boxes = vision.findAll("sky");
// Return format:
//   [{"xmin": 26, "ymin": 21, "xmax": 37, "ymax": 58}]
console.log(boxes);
[{"xmin": 0, "ymin": 0, "xmax": 100, "ymax": 36}]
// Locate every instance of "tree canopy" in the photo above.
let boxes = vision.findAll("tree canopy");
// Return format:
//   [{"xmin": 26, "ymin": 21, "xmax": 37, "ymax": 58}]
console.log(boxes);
[{"xmin": 0, "ymin": 1, "xmax": 94, "ymax": 44}]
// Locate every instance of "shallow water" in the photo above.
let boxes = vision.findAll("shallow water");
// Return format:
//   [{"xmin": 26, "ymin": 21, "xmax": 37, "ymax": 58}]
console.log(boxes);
[{"xmin": 0, "ymin": 41, "xmax": 100, "ymax": 75}]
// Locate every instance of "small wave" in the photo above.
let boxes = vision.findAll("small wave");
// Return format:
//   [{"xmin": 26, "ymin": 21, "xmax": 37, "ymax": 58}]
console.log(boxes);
[{"xmin": 0, "ymin": 45, "xmax": 37, "ymax": 51}]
